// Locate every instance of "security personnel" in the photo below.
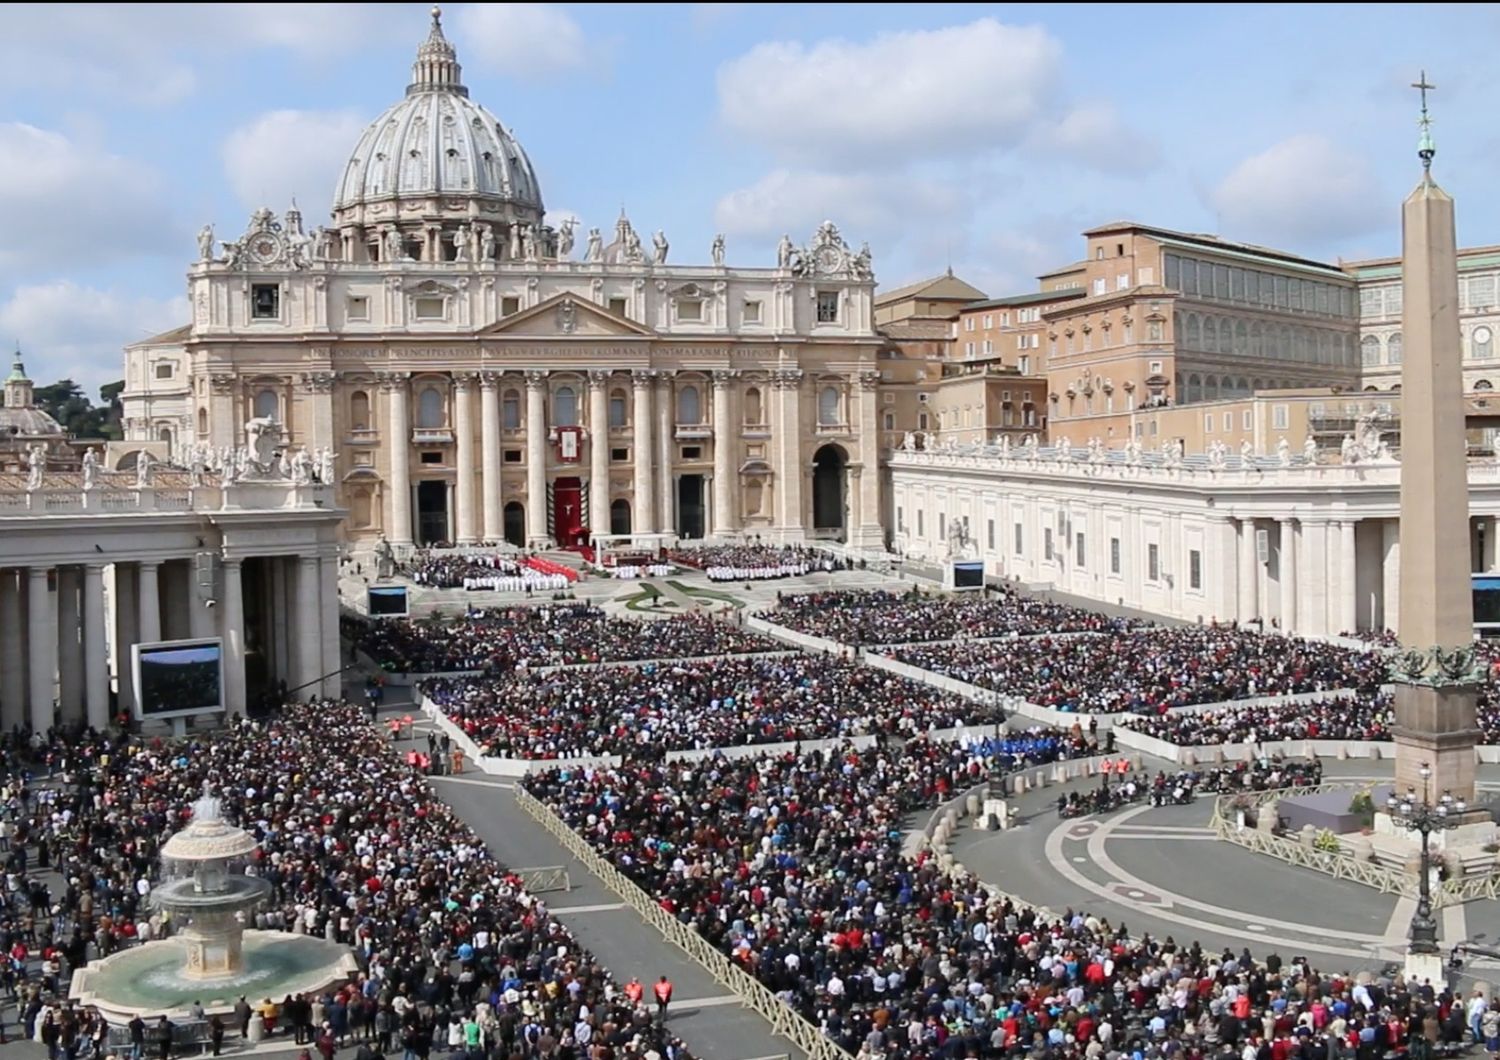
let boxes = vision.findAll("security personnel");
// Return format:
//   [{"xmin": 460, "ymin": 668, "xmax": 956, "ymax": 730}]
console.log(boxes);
[
  {"xmin": 624, "ymin": 977, "xmax": 644, "ymax": 1007},
  {"xmin": 653, "ymin": 976, "xmax": 673, "ymax": 1020}
]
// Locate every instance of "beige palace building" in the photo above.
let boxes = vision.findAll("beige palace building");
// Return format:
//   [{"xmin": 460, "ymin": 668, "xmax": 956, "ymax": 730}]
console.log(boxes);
[{"xmin": 122, "ymin": 11, "xmax": 884, "ymax": 552}]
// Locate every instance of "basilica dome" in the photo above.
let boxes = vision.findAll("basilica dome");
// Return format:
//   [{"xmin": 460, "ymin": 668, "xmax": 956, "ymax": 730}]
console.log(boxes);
[{"xmin": 331, "ymin": 7, "xmax": 544, "ymax": 228}]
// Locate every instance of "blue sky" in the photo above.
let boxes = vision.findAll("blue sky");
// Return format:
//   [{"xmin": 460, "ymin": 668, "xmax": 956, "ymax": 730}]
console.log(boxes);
[{"xmin": 2, "ymin": 2, "xmax": 1497, "ymax": 394}]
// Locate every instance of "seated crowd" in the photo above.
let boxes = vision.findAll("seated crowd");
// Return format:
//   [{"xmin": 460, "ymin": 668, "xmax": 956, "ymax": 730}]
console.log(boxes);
[
  {"xmin": 358, "ymin": 606, "xmax": 777, "ymax": 673},
  {"xmin": 423, "ymin": 654, "xmax": 997, "ymax": 759},
  {"xmin": 0, "ymin": 707, "xmax": 691, "ymax": 1059},
  {"xmin": 403, "ymin": 551, "xmax": 571, "ymax": 593},
  {"xmin": 1060, "ymin": 757, "xmax": 1325, "ymax": 818},
  {"xmin": 526, "ymin": 739, "xmax": 1451, "ymax": 1060},
  {"xmin": 667, "ymin": 545, "xmax": 846, "ymax": 582},
  {"xmin": 893, "ymin": 627, "xmax": 1389, "ymax": 713},
  {"xmin": 763, "ymin": 587, "xmax": 1142, "ymax": 645}
]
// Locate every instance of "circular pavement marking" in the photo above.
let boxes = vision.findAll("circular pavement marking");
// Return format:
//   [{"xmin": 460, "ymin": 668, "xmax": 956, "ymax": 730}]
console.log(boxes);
[{"xmin": 1245, "ymin": 924, "xmax": 1268, "ymax": 932}]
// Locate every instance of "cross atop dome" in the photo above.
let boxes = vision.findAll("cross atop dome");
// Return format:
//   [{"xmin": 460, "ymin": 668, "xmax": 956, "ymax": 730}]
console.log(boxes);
[{"xmin": 409, "ymin": 3, "xmax": 466, "ymax": 97}]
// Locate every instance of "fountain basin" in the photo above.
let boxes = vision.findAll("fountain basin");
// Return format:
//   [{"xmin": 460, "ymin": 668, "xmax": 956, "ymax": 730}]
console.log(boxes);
[
  {"xmin": 70, "ymin": 931, "xmax": 358, "ymax": 1025},
  {"xmin": 152, "ymin": 874, "xmax": 272, "ymax": 911}
]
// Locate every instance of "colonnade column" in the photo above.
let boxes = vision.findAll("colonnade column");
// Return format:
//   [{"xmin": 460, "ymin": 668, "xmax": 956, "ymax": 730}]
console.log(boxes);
[
  {"xmin": 655, "ymin": 373, "xmax": 674, "ymax": 534},
  {"xmin": 1486, "ymin": 515, "xmax": 1500, "ymax": 572},
  {"xmin": 138, "ymin": 561, "xmax": 162, "ymax": 646},
  {"xmin": 296, "ymin": 556, "xmax": 321, "ymax": 698},
  {"xmin": 711, "ymin": 371, "xmax": 735, "ymax": 538},
  {"xmin": 1279, "ymin": 519, "xmax": 1298, "ymax": 633},
  {"xmin": 480, "ymin": 374, "xmax": 502, "ymax": 542},
  {"xmin": 320, "ymin": 553, "xmax": 341, "ymax": 701},
  {"xmin": 854, "ymin": 369, "xmax": 883, "ymax": 549},
  {"xmin": 0, "ymin": 571, "xmax": 23, "ymax": 731},
  {"xmin": 114, "ymin": 563, "xmax": 138, "ymax": 716},
  {"xmin": 588, "ymin": 371, "xmax": 612, "ymax": 540},
  {"xmin": 524, "ymin": 370, "xmax": 549, "ymax": 546},
  {"xmin": 631, "ymin": 371, "xmax": 656, "ymax": 535},
  {"xmin": 1339, "ymin": 519, "xmax": 1358, "ymax": 635},
  {"xmin": 383, "ymin": 373, "xmax": 413, "ymax": 545},
  {"xmin": 27, "ymin": 567, "xmax": 54, "ymax": 732},
  {"xmin": 454, "ymin": 374, "xmax": 477, "ymax": 544},
  {"xmin": 220, "ymin": 559, "xmax": 246, "ymax": 717},
  {"xmin": 56, "ymin": 567, "xmax": 82, "ymax": 724},
  {"xmin": 1237, "ymin": 517, "xmax": 1258, "ymax": 623},
  {"xmin": 83, "ymin": 564, "xmax": 109, "ymax": 731},
  {"xmin": 1382, "ymin": 519, "xmax": 1401, "ymax": 637},
  {"xmin": 1301, "ymin": 522, "xmax": 1328, "ymax": 637},
  {"xmin": 772, "ymin": 367, "xmax": 805, "ymax": 540}
]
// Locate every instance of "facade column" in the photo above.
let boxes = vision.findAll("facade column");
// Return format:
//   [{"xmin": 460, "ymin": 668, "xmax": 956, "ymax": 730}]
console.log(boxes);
[
  {"xmin": 187, "ymin": 556, "xmax": 215, "ymax": 640},
  {"xmin": 480, "ymin": 374, "xmax": 502, "ymax": 542},
  {"xmin": 0, "ymin": 571, "xmax": 24, "ymax": 732},
  {"xmin": 26, "ymin": 567, "xmax": 54, "ymax": 733},
  {"xmin": 1382, "ymin": 519, "xmax": 1401, "ymax": 637},
  {"xmin": 853, "ymin": 369, "xmax": 883, "ymax": 549},
  {"xmin": 83, "ymin": 564, "xmax": 109, "ymax": 731},
  {"xmin": 114, "ymin": 563, "xmax": 138, "ymax": 716},
  {"xmin": 296, "ymin": 556, "xmax": 321, "ymax": 698},
  {"xmin": 1215, "ymin": 519, "xmax": 1237, "ymax": 623},
  {"xmin": 383, "ymin": 373, "xmax": 413, "ymax": 545},
  {"xmin": 138, "ymin": 561, "xmax": 162, "ymax": 645},
  {"xmin": 1487, "ymin": 516, "xmax": 1500, "ymax": 572},
  {"xmin": 711, "ymin": 371, "xmax": 735, "ymax": 538},
  {"xmin": 631, "ymin": 371, "xmax": 656, "ymax": 535},
  {"xmin": 56, "ymin": 567, "xmax": 83, "ymax": 725},
  {"xmin": 1237, "ymin": 517, "xmax": 1258, "ymax": 624},
  {"xmin": 221, "ymin": 559, "xmax": 247, "ymax": 717},
  {"xmin": 1339, "ymin": 519, "xmax": 1358, "ymax": 634},
  {"xmin": 320, "ymin": 553, "xmax": 341, "ymax": 701},
  {"xmin": 772, "ymin": 366, "xmax": 805, "ymax": 540},
  {"xmin": 1279, "ymin": 519, "xmax": 1298, "ymax": 633},
  {"xmin": 524, "ymin": 370, "xmax": 549, "ymax": 546},
  {"xmin": 588, "ymin": 370, "xmax": 612, "ymax": 540},
  {"xmin": 453, "ymin": 373, "xmax": 477, "ymax": 544},
  {"xmin": 1301, "ymin": 522, "xmax": 1328, "ymax": 637},
  {"xmin": 655, "ymin": 373, "xmax": 674, "ymax": 534}
]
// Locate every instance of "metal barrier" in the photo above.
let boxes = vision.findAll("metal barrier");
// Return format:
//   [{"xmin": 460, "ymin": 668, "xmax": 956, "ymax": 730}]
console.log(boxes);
[
  {"xmin": 515, "ymin": 865, "xmax": 571, "ymax": 893},
  {"xmin": 1208, "ymin": 784, "xmax": 1500, "ymax": 907},
  {"xmin": 515, "ymin": 786, "xmax": 854, "ymax": 1060}
]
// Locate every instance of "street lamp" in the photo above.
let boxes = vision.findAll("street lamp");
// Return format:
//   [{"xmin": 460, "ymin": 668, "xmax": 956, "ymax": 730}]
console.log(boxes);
[{"xmin": 1386, "ymin": 762, "xmax": 1466, "ymax": 956}]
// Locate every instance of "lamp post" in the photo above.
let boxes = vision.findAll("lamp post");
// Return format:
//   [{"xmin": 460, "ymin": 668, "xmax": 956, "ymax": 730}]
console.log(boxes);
[{"xmin": 1386, "ymin": 762, "xmax": 1465, "ymax": 958}]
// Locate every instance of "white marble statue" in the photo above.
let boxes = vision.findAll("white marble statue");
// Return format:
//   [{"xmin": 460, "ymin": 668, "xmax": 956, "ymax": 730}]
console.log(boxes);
[
  {"xmin": 899, "ymin": 431, "xmax": 914, "ymax": 451},
  {"xmin": 25, "ymin": 445, "xmax": 44, "ymax": 491},
  {"xmin": 372, "ymin": 534, "xmax": 395, "ymax": 580},
  {"xmin": 453, "ymin": 224, "xmax": 471, "ymax": 262},
  {"xmin": 221, "ymin": 241, "xmax": 243, "ymax": 270},
  {"xmin": 1303, "ymin": 435, "xmax": 1318, "ymax": 464},
  {"xmin": 584, "ymin": 227, "xmax": 603, "ymax": 263},
  {"xmin": 385, "ymin": 228, "xmax": 404, "ymax": 263},
  {"xmin": 711, "ymin": 234, "xmax": 725, "ymax": 267},
  {"xmin": 1277, "ymin": 436, "xmax": 1292, "ymax": 467},
  {"xmin": 197, "ymin": 224, "xmax": 215, "ymax": 261},
  {"xmin": 135, "ymin": 450, "xmax": 154, "ymax": 488},
  {"xmin": 1056, "ymin": 437, "xmax": 1072, "ymax": 460},
  {"xmin": 1023, "ymin": 434, "xmax": 1039, "ymax": 459},
  {"xmin": 1164, "ymin": 439, "xmax": 1184, "ymax": 468},
  {"xmin": 290, "ymin": 446, "xmax": 313, "ymax": 485},
  {"xmin": 312, "ymin": 226, "xmax": 334, "ymax": 261},
  {"xmin": 478, "ymin": 224, "xmax": 495, "ymax": 262},
  {"xmin": 650, "ymin": 230, "xmax": 669, "ymax": 265},
  {"xmin": 81, "ymin": 447, "xmax": 99, "ymax": 489},
  {"xmin": 625, "ymin": 228, "xmax": 644, "ymax": 264},
  {"xmin": 558, "ymin": 218, "xmax": 577, "ymax": 258},
  {"xmin": 243, "ymin": 416, "xmax": 284, "ymax": 478},
  {"xmin": 508, "ymin": 224, "xmax": 523, "ymax": 261},
  {"xmin": 999, "ymin": 435, "xmax": 1012, "ymax": 458},
  {"xmin": 317, "ymin": 447, "xmax": 336, "ymax": 485},
  {"xmin": 522, "ymin": 225, "xmax": 539, "ymax": 262},
  {"xmin": 1340, "ymin": 434, "xmax": 1359, "ymax": 465},
  {"xmin": 853, "ymin": 242, "xmax": 872, "ymax": 280},
  {"xmin": 1240, "ymin": 439, "xmax": 1255, "ymax": 464},
  {"xmin": 777, "ymin": 234, "xmax": 794, "ymax": 269}
]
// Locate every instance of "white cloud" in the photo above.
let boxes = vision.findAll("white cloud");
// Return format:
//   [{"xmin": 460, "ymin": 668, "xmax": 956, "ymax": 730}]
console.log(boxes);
[
  {"xmin": 1211, "ymin": 134, "xmax": 1385, "ymax": 250},
  {"xmin": 717, "ymin": 19, "xmax": 1061, "ymax": 165},
  {"xmin": 452, "ymin": 4, "xmax": 588, "ymax": 78},
  {"xmin": 0, "ymin": 123, "xmax": 179, "ymax": 275},
  {"xmin": 221, "ymin": 110, "xmax": 370, "ymax": 217},
  {"xmin": 0, "ymin": 282, "xmax": 189, "ymax": 393},
  {"xmin": 715, "ymin": 169, "xmax": 969, "ymax": 256},
  {"xmin": 1043, "ymin": 102, "xmax": 1160, "ymax": 175}
]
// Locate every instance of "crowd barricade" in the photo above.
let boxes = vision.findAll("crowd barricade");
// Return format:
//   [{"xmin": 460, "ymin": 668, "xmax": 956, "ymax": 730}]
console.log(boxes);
[
  {"xmin": 745, "ymin": 614, "xmax": 862, "ymax": 658},
  {"xmin": 1110, "ymin": 726, "xmax": 1500, "ymax": 766}
]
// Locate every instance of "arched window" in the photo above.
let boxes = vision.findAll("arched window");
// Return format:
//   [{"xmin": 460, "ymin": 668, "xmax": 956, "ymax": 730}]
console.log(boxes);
[
  {"xmin": 743, "ymin": 387, "xmax": 763, "ymax": 425},
  {"xmin": 196, "ymin": 408, "xmax": 207, "ymax": 434},
  {"xmin": 1475, "ymin": 379, "xmax": 1494, "ymax": 391},
  {"xmin": 1474, "ymin": 326, "xmax": 1493, "ymax": 360},
  {"xmin": 1362, "ymin": 335, "xmax": 1380, "ymax": 366},
  {"xmin": 416, "ymin": 386, "xmax": 444, "ymax": 428},
  {"xmin": 553, "ymin": 385, "xmax": 578, "ymax": 426},
  {"xmin": 350, "ymin": 490, "xmax": 372, "ymax": 528},
  {"xmin": 744, "ymin": 479, "xmax": 764, "ymax": 516},
  {"xmin": 157, "ymin": 427, "xmax": 173, "ymax": 453},
  {"xmin": 818, "ymin": 385, "xmax": 841, "ymax": 426},
  {"xmin": 1187, "ymin": 374, "xmax": 1202, "ymax": 403},
  {"xmin": 1388, "ymin": 333, "xmax": 1403, "ymax": 365},
  {"xmin": 350, "ymin": 390, "xmax": 370, "ymax": 430},
  {"xmin": 1235, "ymin": 321, "xmax": 1248, "ymax": 355},
  {"xmin": 677, "ymin": 384, "xmax": 701, "ymax": 425},
  {"xmin": 502, "ymin": 389, "xmax": 520, "ymax": 429},
  {"xmin": 608, "ymin": 389, "xmax": 627, "ymax": 428},
  {"xmin": 1185, "ymin": 314, "xmax": 1201, "ymax": 349},
  {"xmin": 253, "ymin": 388, "xmax": 278, "ymax": 419},
  {"xmin": 1202, "ymin": 317, "xmax": 1217, "ymax": 352}
]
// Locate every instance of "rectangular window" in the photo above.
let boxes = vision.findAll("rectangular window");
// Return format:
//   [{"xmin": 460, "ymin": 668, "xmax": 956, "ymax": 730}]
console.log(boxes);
[
  {"xmin": 987, "ymin": 519, "xmax": 996, "ymax": 550},
  {"xmin": 983, "ymin": 314, "xmax": 993, "ymax": 329},
  {"xmin": 1189, "ymin": 549, "xmax": 1203, "ymax": 590},
  {"xmin": 1075, "ymin": 532, "xmax": 1086, "ymax": 567},
  {"xmin": 347, "ymin": 295, "xmax": 370, "ymax": 321},
  {"xmin": 501, "ymin": 296, "xmax": 521, "ymax": 316},
  {"xmin": 982, "ymin": 339, "xmax": 992, "ymax": 355},
  {"xmin": 610, "ymin": 447, "xmax": 628, "ymax": 461},
  {"xmin": 681, "ymin": 445, "xmax": 702, "ymax": 460},
  {"xmin": 1148, "ymin": 543, "xmax": 1160, "ymax": 582},
  {"xmin": 251, "ymin": 283, "xmax": 279, "ymax": 319},
  {"xmin": 1117, "ymin": 272, "xmax": 1129, "ymax": 291},
  {"xmin": 816, "ymin": 291, "xmax": 840, "ymax": 323},
  {"xmin": 503, "ymin": 449, "xmax": 522, "ymax": 463},
  {"xmin": 1204, "ymin": 413, "xmax": 1214, "ymax": 433},
  {"xmin": 414, "ymin": 296, "xmax": 446, "ymax": 320},
  {"xmin": 743, "ymin": 300, "xmax": 763, "ymax": 324},
  {"xmin": 1223, "ymin": 412, "xmax": 1233, "ymax": 431},
  {"xmin": 1044, "ymin": 527, "xmax": 1054, "ymax": 561},
  {"xmin": 1014, "ymin": 523, "xmax": 1024, "ymax": 556},
  {"xmin": 938, "ymin": 514, "xmax": 946, "ymax": 541},
  {"xmin": 420, "ymin": 451, "xmax": 443, "ymax": 464},
  {"xmin": 608, "ymin": 396, "xmax": 626, "ymax": 428},
  {"xmin": 1092, "ymin": 278, "xmax": 1106, "ymax": 296},
  {"xmin": 917, "ymin": 510, "xmax": 924, "ymax": 536},
  {"xmin": 154, "ymin": 363, "xmax": 174, "ymax": 379},
  {"xmin": 1242, "ymin": 410, "xmax": 1253, "ymax": 430},
  {"xmin": 896, "ymin": 507, "xmax": 904, "ymax": 533},
  {"xmin": 677, "ymin": 299, "xmax": 703, "ymax": 322},
  {"xmin": 1110, "ymin": 537, "xmax": 1121, "ymax": 575},
  {"xmin": 1272, "ymin": 404, "xmax": 1289, "ymax": 429},
  {"xmin": 608, "ymin": 297, "xmax": 628, "ymax": 317},
  {"xmin": 1019, "ymin": 355, "xmax": 1031, "ymax": 374},
  {"xmin": 965, "ymin": 342, "xmax": 975, "ymax": 357}
]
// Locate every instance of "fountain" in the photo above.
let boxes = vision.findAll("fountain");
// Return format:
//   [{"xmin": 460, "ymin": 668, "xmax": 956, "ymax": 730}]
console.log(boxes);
[{"xmin": 70, "ymin": 787, "xmax": 357, "ymax": 1025}]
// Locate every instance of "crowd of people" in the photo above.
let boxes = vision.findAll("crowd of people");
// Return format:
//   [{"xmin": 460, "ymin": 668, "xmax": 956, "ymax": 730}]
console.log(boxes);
[
  {"xmin": 763, "ymin": 587, "xmax": 1143, "ymax": 645},
  {"xmin": 892, "ymin": 627, "xmax": 1389, "ymax": 713},
  {"xmin": 1059, "ymin": 757, "xmax": 1325, "ymax": 818},
  {"xmin": 0, "ymin": 706, "xmax": 692, "ymax": 1060},
  {"xmin": 403, "ymin": 551, "xmax": 572, "ymax": 593},
  {"xmin": 422, "ymin": 655, "xmax": 997, "ymax": 759},
  {"xmin": 667, "ymin": 545, "xmax": 846, "ymax": 582},
  {"xmin": 525, "ymin": 737, "xmax": 1459, "ymax": 1060},
  {"xmin": 357, "ymin": 606, "xmax": 777, "ymax": 673}
]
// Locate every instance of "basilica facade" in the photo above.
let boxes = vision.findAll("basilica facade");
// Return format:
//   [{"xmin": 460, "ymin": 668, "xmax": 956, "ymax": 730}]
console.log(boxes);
[{"xmin": 122, "ymin": 10, "xmax": 883, "ymax": 551}]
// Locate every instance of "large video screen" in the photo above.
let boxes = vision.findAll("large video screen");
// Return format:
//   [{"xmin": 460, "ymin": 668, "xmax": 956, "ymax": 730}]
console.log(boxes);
[
  {"xmin": 369, "ymin": 585, "xmax": 410, "ymax": 617},
  {"xmin": 133, "ymin": 639, "xmax": 225, "ymax": 719},
  {"xmin": 953, "ymin": 561, "xmax": 985, "ymax": 590},
  {"xmin": 1474, "ymin": 575, "xmax": 1500, "ymax": 630}
]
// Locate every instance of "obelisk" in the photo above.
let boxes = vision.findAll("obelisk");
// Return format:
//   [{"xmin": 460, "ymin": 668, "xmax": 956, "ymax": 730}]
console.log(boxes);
[{"xmin": 1392, "ymin": 74, "xmax": 1481, "ymax": 803}]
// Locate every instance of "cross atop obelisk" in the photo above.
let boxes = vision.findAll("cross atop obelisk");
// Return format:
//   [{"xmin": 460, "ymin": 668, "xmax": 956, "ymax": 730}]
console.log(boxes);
[{"xmin": 1413, "ymin": 71, "xmax": 1436, "ymax": 173}]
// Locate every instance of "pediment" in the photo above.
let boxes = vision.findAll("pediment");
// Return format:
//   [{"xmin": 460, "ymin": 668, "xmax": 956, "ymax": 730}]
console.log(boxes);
[{"xmin": 478, "ymin": 293, "xmax": 655, "ymax": 338}]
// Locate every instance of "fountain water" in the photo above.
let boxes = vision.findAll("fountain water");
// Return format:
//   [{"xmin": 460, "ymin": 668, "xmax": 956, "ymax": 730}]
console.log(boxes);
[{"xmin": 70, "ymin": 786, "xmax": 357, "ymax": 1025}]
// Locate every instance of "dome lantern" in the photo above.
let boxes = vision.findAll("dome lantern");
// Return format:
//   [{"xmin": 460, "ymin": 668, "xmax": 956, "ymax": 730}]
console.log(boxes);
[{"xmin": 409, "ymin": 6, "xmax": 466, "ymax": 98}]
